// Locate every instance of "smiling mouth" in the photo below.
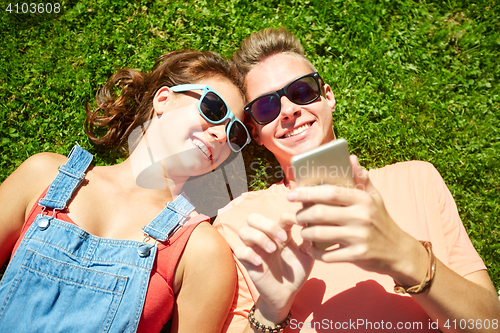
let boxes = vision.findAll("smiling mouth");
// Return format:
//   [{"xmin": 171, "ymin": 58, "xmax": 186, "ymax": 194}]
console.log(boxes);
[
  {"xmin": 192, "ymin": 138, "xmax": 212, "ymax": 160},
  {"xmin": 281, "ymin": 122, "xmax": 313, "ymax": 139}
]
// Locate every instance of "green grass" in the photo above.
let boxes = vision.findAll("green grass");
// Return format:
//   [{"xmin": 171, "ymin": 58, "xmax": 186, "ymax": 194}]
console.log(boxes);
[{"xmin": 1, "ymin": 0, "xmax": 499, "ymax": 290}]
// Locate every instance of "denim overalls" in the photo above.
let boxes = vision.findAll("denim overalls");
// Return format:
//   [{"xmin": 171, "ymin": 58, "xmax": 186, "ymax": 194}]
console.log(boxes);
[{"xmin": 0, "ymin": 146, "xmax": 195, "ymax": 332}]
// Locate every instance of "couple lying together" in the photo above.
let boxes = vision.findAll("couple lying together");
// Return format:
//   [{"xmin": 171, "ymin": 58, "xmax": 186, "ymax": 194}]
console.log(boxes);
[{"xmin": 0, "ymin": 28, "xmax": 498, "ymax": 333}]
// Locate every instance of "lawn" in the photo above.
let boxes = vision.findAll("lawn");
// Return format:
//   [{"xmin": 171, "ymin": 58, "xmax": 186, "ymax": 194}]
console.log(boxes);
[{"xmin": 1, "ymin": 0, "xmax": 499, "ymax": 291}]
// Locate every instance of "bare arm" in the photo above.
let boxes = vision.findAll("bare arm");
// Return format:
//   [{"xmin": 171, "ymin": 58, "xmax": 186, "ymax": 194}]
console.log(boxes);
[
  {"xmin": 235, "ymin": 156, "xmax": 500, "ymax": 332},
  {"xmin": 231, "ymin": 156, "xmax": 500, "ymax": 332},
  {"xmin": 171, "ymin": 222, "xmax": 237, "ymax": 333},
  {"xmin": 412, "ymin": 265, "xmax": 500, "ymax": 332},
  {"xmin": 292, "ymin": 156, "xmax": 500, "ymax": 332},
  {"xmin": 0, "ymin": 153, "xmax": 64, "ymax": 266}
]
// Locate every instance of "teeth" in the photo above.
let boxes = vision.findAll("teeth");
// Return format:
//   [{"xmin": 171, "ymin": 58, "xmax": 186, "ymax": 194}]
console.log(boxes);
[
  {"xmin": 283, "ymin": 123, "xmax": 311, "ymax": 138},
  {"xmin": 192, "ymin": 138, "xmax": 211, "ymax": 158}
]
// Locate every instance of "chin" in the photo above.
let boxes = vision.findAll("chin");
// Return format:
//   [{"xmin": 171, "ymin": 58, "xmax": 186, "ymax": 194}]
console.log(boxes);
[
  {"xmin": 167, "ymin": 160, "xmax": 206, "ymax": 179},
  {"xmin": 290, "ymin": 139, "xmax": 324, "ymax": 156},
  {"xmin": 188, "ymin": 163, "xmax": 213, "ymax": 176}
]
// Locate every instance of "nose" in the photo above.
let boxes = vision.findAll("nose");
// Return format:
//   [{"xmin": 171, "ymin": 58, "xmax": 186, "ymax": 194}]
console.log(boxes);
[
  {"xmin": 206, "ymin": 121, "xmax": 228, "ymax": 143},
  {"xmin": 279, "ymin": 96, "xmax": 301, "ymax": 121}
]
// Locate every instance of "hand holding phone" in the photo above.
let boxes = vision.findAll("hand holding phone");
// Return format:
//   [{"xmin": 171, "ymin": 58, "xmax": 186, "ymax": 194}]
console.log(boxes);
[{"xmin": 290, "ymin": 139, "xmax": 354, "ymax": 249}]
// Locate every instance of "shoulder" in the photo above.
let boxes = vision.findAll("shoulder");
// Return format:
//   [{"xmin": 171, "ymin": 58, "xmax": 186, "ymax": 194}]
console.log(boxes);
[
  {"xmin": 183, "ymin": 222, "xmax": 235, "ymax": 274},
  {"xmin": 22, "ymin": 152, "xmax": 68, "ymax": 174},
  {"xmin": 171, "ymin": 222, "xmax": 237, "ymax": 332},
  {"xmin": 0, "ymin": 152, "xmax": 69, "ymax": 264},
  {"xmin": 1, "ymin": 152, "xmax": 68, "ymax": 202},
  {"xmin": 371, "ymin": 160, "xmax": 437, "ymax": 173},
  {"xmin": 369, "ymin": 160, "xmax": 439, "ymax": 181},
  {"xmin": 23, "ymin": 153, "xmax": 68, "ymax": 190},
  {"xmin": 367, "ymin": 161, "xmax": 446, "ymax": 206},
  {"xmin": 185, "ymin": 222, "xmax": 233, "ymax": 262},
  {"xmin": 179, "ymin": 221, "xmax": 236, "ymax": 285}
]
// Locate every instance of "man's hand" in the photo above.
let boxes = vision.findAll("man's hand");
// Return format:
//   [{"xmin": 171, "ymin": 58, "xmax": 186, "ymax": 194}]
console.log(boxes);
[
  {"xmin": 234, "ymin": 212, "xmax": 314, "ymax": 324},
  {"xmin": 288, "ymin": 155, "xmax": 429, "ymax": 286}
]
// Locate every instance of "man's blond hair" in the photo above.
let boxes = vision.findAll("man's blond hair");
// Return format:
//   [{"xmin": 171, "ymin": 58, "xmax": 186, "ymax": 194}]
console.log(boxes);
[{"xmin": 232, "ymin": 27, "xmax": 317, "ymax": 88}]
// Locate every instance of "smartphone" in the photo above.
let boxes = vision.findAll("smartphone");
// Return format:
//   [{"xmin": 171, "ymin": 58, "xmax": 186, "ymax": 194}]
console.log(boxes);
[
  {"xmin": 290, "ymin": 138, "xmax": 354, "ymax": 249},
  {"xmin": 291, "ymin": 138, "xmax": 354, "ymax": 187}
]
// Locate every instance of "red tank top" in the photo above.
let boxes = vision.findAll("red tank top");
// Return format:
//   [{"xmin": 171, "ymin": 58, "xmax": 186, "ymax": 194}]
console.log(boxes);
[{"xmin": 13, "ymin": 188, "xmax": 208, "ymax": 333}]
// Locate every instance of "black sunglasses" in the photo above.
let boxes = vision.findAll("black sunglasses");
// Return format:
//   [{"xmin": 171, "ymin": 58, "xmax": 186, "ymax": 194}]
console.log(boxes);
[{"xmin": 244, "ymin": 72, "xmax": 322, "ymax": 125}]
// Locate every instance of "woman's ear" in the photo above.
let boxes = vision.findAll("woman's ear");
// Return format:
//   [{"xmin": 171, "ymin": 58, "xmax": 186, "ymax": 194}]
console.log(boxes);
[
  {"xmin": 245, "ymin": 121, "xmax": 263, "ymax": 145},
  {"xmin": 153, "ymin": 86, "xmax": 173, "ymax": 116},
  {"xmin": 323, "ymin": 84, "xmax": 336, "ymax": 113}
]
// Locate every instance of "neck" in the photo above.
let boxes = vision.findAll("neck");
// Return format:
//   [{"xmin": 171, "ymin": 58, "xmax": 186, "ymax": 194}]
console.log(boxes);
[
  {"xmin": 127, "ymin": 123, "xmax": 191, "ymax": 198},
  {"xmin": 106, "ymin": 159, "xmax": 176, "ymax": 203},
  {"xmin": 126, "ymin": 141, "xmax": 192, "ymax": 200},
  {"xmin": 127, "ymin": 156, "xmax": 189, "ymax": 196},
  {"xmin": 280, "ymin": 160, "xmax": 297, "ymax": 189}
]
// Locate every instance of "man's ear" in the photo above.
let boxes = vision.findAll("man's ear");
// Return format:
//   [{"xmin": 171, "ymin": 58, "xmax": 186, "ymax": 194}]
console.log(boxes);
[
  {"xmin": 152, "ymin": 86, "xmax": 173, "ymax": 116},
  {"xmin": 245, "ymin": 121, "xmax": 263, "ymax": 146},
  {"xmin": 323, "ymin": 84, "xmax": 336, "ymax": 113}
]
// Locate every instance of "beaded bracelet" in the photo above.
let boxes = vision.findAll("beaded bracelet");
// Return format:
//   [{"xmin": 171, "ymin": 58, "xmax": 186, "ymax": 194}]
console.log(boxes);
[
  {"xmin": 248, "ymin": 304, "xmax": 292, "ymax": 333},
  {"xmin": 394, "ymin": 240, "xmax": 436, "ymax": 294}
]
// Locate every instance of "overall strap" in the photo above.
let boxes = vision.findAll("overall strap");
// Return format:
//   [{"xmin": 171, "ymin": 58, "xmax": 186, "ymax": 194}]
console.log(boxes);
[
  {"xmin": 138, "ymin": 194, "xmax": 195, "ymax": 257},
  {"xmin": 142, "ymin": 193, "xmax": 195, "ymax": 242},
  {"xmin": 38, "ymin": 145, "xmax": 93, "ymax": 210}
]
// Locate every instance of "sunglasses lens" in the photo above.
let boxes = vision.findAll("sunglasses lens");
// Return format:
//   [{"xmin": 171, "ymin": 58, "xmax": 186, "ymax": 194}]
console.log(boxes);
[
  {"xmin": 288, "ymin": 76, "xmax": 320, "ymax": 104},
  {"xmin": 251, "ymin": 95, "xmax": 281, "ymax": 124},
  {"xmin": 228, "ymin": 121, "xmax": 248, "ymax": 151},
  {"xmin": 200, "ymin": 92, "xmax": 227, "ymax": 122}
]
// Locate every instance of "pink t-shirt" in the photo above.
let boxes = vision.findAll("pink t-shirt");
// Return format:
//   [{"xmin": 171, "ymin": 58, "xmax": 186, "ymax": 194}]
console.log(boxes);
[{"xmin": 214, "ymin": 161, "xmax": 486, "ymax": 332}]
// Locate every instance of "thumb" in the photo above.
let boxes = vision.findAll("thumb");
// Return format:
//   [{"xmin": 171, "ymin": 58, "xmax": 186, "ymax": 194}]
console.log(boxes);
[
  {"xmin": 277, "ymin": 212, "xmax": 298, "ymax": 242},
  {"xmin": 350, "ymin": 155, "xmax": 375, "ymax": 194}
]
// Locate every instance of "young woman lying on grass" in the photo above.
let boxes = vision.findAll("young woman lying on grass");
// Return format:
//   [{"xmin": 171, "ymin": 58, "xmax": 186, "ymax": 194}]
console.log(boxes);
[{"xmin": 0, "ymin": 49, "xmax": 250, "ymax": 332}]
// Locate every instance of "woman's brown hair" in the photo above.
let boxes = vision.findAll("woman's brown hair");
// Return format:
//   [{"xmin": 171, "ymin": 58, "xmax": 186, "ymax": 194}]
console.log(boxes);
[{"xmin": 85, "ymin": 50, "xmax": 242, "ymax": 152}]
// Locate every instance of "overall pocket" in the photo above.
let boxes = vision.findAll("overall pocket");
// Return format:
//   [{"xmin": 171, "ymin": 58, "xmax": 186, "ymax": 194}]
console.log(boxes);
[{"xmin": 0, "ymin": 250, "xmax": 127, "ymax": 333}]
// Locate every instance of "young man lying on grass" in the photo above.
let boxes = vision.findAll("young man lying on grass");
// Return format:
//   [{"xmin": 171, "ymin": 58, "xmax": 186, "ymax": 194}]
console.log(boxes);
[{"xmin": 214, "ymin": 27, "xmax": 500, "ymax": 333}]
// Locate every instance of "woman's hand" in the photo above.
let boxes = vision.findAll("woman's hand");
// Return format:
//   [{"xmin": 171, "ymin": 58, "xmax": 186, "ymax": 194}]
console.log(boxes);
[
  {"xmin": 234, "ymin": 212, "xmax": 314, "ymax": 325},
  {"xmin": 288, "ymin": 155, "xmax": 429, "ymax": 287}
]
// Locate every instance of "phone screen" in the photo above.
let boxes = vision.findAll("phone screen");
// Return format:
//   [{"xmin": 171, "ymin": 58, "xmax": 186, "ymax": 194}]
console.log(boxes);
[
  {"xmin": 290, "ymin": 138, "xmax": 354, "ymax": 250},
  {"xmin": 291, "ymin": 138, "xmax": 354, "ymax": 188}
]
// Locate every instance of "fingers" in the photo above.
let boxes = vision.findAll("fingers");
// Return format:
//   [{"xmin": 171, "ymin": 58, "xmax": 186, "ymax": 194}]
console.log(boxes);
[
  {"xmin": 235, "ymin": 220, "xmax": 273, "ymax": 269},
  {"xmin": 350, "ymin": 154, "xmax": 379, "ymax": 196},
  {"xmin": 295, "ymin": 201, "xmax": 375, "ymax": 227},
  {"xmin": 300, "ymin": 224, "xmax": 366, "ymax": 247},
  {"xmin": 287, "ymin": 183, "xmax": 367, "ymax": 206},
  {"xmin": 235, "ymin": 213, "xmax": 296, "ymax": 270},
  {"xmin": 350, "ymin": 155, "xmax": 368, "ymax": 188},
  {"xmin": 306, "ymin": 244, "xmax": 365, "ymax": 263},
  {"xmin": 277, "ymin": 212, "xmax": 297, "ymax": 232},
  {"xmin": 301, "ymin": 224, "xmax": 370, "ymax": 263},
  {"xmin": 234, "ymin": 246, "xmax": 263, "ymax": 267},
  {"xmin": 239, "ymin": 225, "xmax": 277, "ymax": 253},
  {"xmin": 247, "ymin": 213, "xmax": 289, "ymax": 242},
  {"xmin": 237, "ymin": 213, "xmax": 290, "ymax": 256}
]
